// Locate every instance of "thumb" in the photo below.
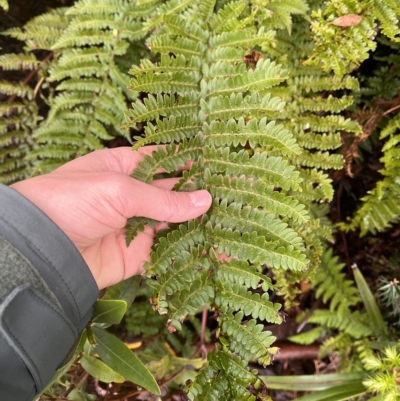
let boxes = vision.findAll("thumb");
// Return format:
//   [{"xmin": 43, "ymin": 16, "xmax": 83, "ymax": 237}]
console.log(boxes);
[{"xmin": 120, "ymin": 178, "xmax": 212, "ymax": 223}]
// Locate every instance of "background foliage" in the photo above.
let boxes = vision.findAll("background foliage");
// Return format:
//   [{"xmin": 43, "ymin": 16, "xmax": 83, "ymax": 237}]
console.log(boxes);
[{"xmin": 1, "ymin": 0, "xmax": 400, "ymax": 400}]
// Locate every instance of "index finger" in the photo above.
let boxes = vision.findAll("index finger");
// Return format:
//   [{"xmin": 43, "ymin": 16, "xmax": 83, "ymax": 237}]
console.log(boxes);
[{"xmin": 54, "ymin": 146, "xmax": 191, "ymax": 176}]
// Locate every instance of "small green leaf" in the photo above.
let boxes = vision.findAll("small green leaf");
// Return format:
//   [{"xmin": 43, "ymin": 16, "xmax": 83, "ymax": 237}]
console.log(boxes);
[
  {"xmin": 87, "ymin": 327, "xmax": 97, "ymax": 346},
  {"xmin": 92, "ymin": 327, "xmax": 160, "ymax": 395},
  {"xmin": 67, "ymin": 389, "xmax": 96, "ymax": 401},
  {"xmin": 92, "ymin": 300, "xmax": 127, "ymax": 325},
  {"xmin": 352, "ymin": 264, "xmax": 387, "ymax": 335},
  {"xmin": 103, "ymin": 276, "xmax": 141, "ymax": 310},
  {"xmin": 81, "ymin": 354, "xmax": 125, "ymax": 383}
]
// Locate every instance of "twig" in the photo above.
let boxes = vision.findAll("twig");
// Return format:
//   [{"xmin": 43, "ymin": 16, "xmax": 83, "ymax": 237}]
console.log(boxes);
[
  {"xmin": 382, "ymin": 103, "xmax": 400, "ymax": 116},
  {"xmin": 200, "ymin": 307, "xmax": 207, "ymax": 345},
  {"xmin": 7, "ymin": 52, "xmax": 53, "ymax": 103}
]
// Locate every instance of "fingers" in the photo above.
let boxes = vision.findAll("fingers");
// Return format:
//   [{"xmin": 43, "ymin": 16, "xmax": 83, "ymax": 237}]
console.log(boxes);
[
  {"xmin": 117, "ymin": 176, "xmax": 211, "ymax": 223},
  {"xmin": 55, "ymin": 147, "xmax": 152, "ymax": 175},
  {"xmin": 55, "ymin": 146, "xmax": 191, "ymax": 176}
]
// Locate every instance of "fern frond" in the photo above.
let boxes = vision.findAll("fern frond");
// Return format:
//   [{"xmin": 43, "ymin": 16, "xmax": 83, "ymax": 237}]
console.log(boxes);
[
  {"xmin": 215, "ymin": 259, "xmax": 274, "ymax": 292},
  {"xmin": 4, "ymin": 8, "xmax": 69, "ymax": 50},
  {"xmin": 148, "ymin": 34, "xmax": 205, "ymax": 58},
  {"xmin": 260, "ymin": 0, "xmax": 309, "ymax": 33},
  {"xmin": 66, "ymin": 0, "xmax": 127, "ymax": 15},
  {"xmin": 132, "ymin": 136, "xmax": 203, "ymax": 183},
  {"xmin": 204, "ymin": 148, "xmax": 302, "ymax": 191},
  {"xmin": 208, "ymin": 224, "xmax": 308, "ymax": 271},
  {"xmin": 0, "ymin": 53, "xmax": 39, "ymax": 70},
  {"xmin": 163, "ymin": 15, "xmax": 209, "ymax": 42},
  {"xmin": 293, "ymin": 95, "xmax": 354, "ymax": 114},
  {"xmin": 146, "ymin": 219, "xmax": 205, "ymax": 276},
  {"xmin": 130, "ymin": 54, "xmax": 202, "ymax": 76},
  {"xmin": 125, "ymin": 217, "xmax": 158, "ymax": 246},
  {"xmin": 296, "ymin": 115, "xmax": 362, "ymax": 134},
  {"xmin": 296, "ymin": 132, "xmax": 342, "ymax": 151},
  {"xmin": 210, "ymin": 27, "xmax": 275, "ymax": 49},
  {"xmin": 143, "ymin": 0, "xmax": 193, "ymax": 30},
  {"xmin": 309, "ymin": 310, "xmax": 375, "ymax": 339},
  {"xmin": 205, "ymin": 172, "xmax": 309, "ymax": 223},
  {"xmin": 295, "ymin": 150, "xmax": 344, "ymax": 170},
  {"xmin": 126, "ymin": 93, "xmax": 200, "ymax": 124},
  {"xmin": 209, "ymin": 199, "xmax": 304, "ymax": 249},
  {"xmin": 312, "ymin": 248, "xmax": 360, "ymax": 312},
  {"xmin": 167, "ymin": 273, "xmax": 214, "ymax": 332},
  {"xmin": 206, "ymin": 59, "xmax": 288, "ymax": 97},
  {"xmin": 207, "ymin": 46, "xmax": 246, "ymax": 63},
  {"xmin": 201, "ymin": 92, "xmax": 285, "ymax": 120},
  {"xmin": 0, "ymin": 80, "xmax": 34, "ymax": 100},
  {"xmin": 288, "ymin": 327, "xmax": 324, "ymax": 345},
  {"xmin": 149, "ymin": 246, "xmax": 211, "ymax": 314},
  {"xmin": 291, "ymin": 75, "xmax": 360, "ymax": 92},
  {"xmin": 209, "ymin": 1, "xmax": 246, "ymax": 34},
  {"xmin": 204, "ymin": 117, "xmax": 301, "ymax": 155},
  {"xmin": 130, "ymin": 71, "xmax": 199, "ymax": 94},
  {"xmin": 132, "ymin": 115, "xmax": 202, "ymax": 150},
  {"xmin": 219, "ymin": 311, "xmax": 277, "ymax": 366},
  {"xmin": 188, "ymin": 349, "xmax": 268, "ymax": 401},
  {"xmin": 215, "ymin": 280, "xmax": 282, "ymax": 324},
  {"xmin": 342, "ymin": 188, "xmax": 400, "ymax": 236}
]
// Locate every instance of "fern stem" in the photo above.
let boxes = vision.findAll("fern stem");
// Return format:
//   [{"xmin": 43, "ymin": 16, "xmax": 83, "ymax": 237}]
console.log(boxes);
[{"xmin": 7, "ymin": 52, "xmax": 53, "ymax": 103}]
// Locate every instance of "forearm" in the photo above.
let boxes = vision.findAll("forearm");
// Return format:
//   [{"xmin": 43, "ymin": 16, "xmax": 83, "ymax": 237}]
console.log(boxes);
[{"xmin": 0, "ymin": 185, "xmax": 98, "ymax": 401}]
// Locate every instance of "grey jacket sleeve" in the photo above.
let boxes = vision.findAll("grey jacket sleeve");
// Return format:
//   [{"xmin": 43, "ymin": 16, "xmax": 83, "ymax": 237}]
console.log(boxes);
[{"xmin": 0, "ymin": 185, "xmax": 99, "ymax": 401}]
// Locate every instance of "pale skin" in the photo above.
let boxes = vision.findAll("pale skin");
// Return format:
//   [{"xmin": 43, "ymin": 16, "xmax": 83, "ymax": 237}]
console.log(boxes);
[{"xmin": 11, "ymin": 147, "xmax": 212, "ymax": 290}]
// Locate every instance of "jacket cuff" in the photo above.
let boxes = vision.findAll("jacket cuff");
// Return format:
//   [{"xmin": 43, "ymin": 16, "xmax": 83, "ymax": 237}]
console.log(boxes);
[
  {"xmin": 0, "ymin": 184, "xmax": 99, "ymax": 330},
  {"xmin": 0, "ymin": 184, "xmax": 99, "ymax": 397}
]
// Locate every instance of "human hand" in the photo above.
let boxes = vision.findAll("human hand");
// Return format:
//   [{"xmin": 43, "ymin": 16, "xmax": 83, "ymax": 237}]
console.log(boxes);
[{"xmin": 11, "ymin": 147, "xmax": 212, "ymax": 290}]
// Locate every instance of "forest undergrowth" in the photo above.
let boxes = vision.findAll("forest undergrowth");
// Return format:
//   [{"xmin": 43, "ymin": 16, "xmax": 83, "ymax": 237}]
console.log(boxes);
[{"xmin": 1, "ymin": 1, "xmax": 400, "ymax": 400}]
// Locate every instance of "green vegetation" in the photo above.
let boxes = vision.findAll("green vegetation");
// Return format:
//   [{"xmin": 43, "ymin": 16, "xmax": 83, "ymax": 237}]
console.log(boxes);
[{"xmin": 1, "ymin": 0, "xmax": 399, "ymax": 400}]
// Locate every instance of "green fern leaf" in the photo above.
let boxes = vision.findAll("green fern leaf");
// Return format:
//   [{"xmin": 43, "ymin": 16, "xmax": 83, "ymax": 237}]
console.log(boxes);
[
  {"xmin": 147, "ymin": 219, "xmax": 205, "ymax": 276},
  {"xmin": 208, "ymin": 224, "xmax": 308, "ymax": 271},
  {"xmin": 130, "ymin": 71, "xmax": 199, "ymax": 94},
  {"xmin": 163, "ymin": 14, "xmax": 209, "ymax": 42},
  {"xmin": 204, "ymin": 117, "xmax": 301, "ymax": 155},
  {"xmin": 219, "ymin": 311, "xmax": 277, "ymax": 366},
  {"xmin": 201, "ymin": 92, "xmax": 285, "ymax": 120},
  {"xmin": 0, "ymin": 80, "xmax": 34, "ymax": 100},
  {"xmin": 206, "ymin": 59, "xmax": 288, "ymax": 97},
  {"xmin": 209, "ymin": 27, "xmax": 275, "ymax": 49},
  {"xmin": 204, "ymin": 148, "xmax": 302, "ymax": 191},
  {"xmin": 0, "ymin": 53, "xmax": 39, "ymax": 70},
  {"xmin": 66, "ymin": 0, "xmax": 127, "ymax": 15},
  {"xmin": 309, "ymin": 310, "xmax": 375, "ymax": 339},
  {"xmin": 167, "ymin": 273, "xmax": 214, "ymax": 332},
  {"xmin": 209, "ymin": 1, "xmax": 246, "ymax": 33},
  {"xmin": 132, "ymin": 115, "xmax": 202, "ymax": 150},
  {"xmin": 205, "ymin": 172, "xmax": 309, "ymax": 223},
  {"xmin": 209, "ymin": 199, "xmax": 304, "ymax": 249},
  {"xmin": 132, "ymin": 136, "xmax": 203, "ymax": 183},
  {"xmin": 215, "ymin": 280, "xmax": 282, "ymax": 323},
  {"xmin": 126, "ymin": 93, "xmax": 200, "ymax": 125},
  {"xmin": 150, "ymin": 246, "xmax": 210, "ymax": 314},
  {"xmin": 313, "ymin": 248, "xmax": 360, "ymax": 311},
  {"xmin": 125, "ymin": 217, "xmax": 158, "ymax": 247},
  {"xmin": 215, "ymin": 259, "xmax": 274, "ymax": 292}
]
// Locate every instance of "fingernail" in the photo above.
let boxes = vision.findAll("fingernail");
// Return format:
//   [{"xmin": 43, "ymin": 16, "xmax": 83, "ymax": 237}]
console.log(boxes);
[{"xmin": 189, "ymin": 190, "xmax": 212, "ymax": 207}]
